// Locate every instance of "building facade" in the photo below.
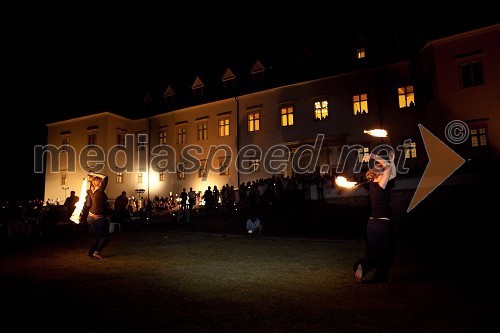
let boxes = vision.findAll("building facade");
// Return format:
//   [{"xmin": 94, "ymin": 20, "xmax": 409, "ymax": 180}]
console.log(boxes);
[{"xmin": 43, "ymin": 24, "xmax": 499, "ymax": 203}]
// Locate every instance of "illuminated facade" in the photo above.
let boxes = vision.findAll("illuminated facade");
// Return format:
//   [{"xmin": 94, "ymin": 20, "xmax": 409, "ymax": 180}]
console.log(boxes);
[{"xmin": 44, "ymin": 24, "xmax": 499, "ymax": 202}]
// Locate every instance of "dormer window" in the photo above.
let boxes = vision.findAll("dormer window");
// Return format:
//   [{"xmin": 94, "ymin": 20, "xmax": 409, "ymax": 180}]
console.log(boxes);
[
  {"xmin": 192, "ymin": 76, "xmax": 204, "ymax": 97},
  {"xmin": 356, "ymin": 48, "xmax": 366, "ymax": 59},
  {"xmin": 163, "ymin": 85, "xmax": 175, "ymax": 104},
  {"xmin": 222, "ymin": 67, "xmax": 236, "ymax": 91},
  {"xmin": 250, "ymin": 59, "xmax": 265, "ymax": 84}
]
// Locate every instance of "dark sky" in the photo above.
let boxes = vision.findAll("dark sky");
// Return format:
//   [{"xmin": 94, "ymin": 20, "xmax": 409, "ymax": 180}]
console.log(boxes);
[{"xmin": 4, "ymin": 13, "xmax": 498, "ymax": 201}]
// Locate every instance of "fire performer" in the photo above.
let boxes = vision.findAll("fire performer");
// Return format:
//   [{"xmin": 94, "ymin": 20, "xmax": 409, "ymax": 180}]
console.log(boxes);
[
  {"xmin": 353, "ymin": 150, "xmax": 396, "ymax": 283},
  {"xmin": 86, "ymin": 171, "xmax": 110, "ymax": 259}
]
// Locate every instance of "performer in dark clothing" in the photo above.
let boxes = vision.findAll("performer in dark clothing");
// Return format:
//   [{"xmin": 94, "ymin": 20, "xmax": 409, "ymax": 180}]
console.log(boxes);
[
  {"xmin": 354, "ymin": 152, "xmax": 396, "ymax": 283},
  {"xmin": 87, "ymin": 172, "xmax": 109, "ymax": 259}
]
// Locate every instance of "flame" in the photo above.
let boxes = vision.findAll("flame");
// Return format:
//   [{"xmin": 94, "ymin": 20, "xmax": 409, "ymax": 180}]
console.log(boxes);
[
  {"xmin": 335, "ymin": 176, "xmax": 358, "ymax": 189},
  {"xmin": 364, "ymin": 129, "xmax": 388, "ymax": 137},
  {"xmin": 70, "ymin": 178, "xmax": 88, "ymax": 224}
]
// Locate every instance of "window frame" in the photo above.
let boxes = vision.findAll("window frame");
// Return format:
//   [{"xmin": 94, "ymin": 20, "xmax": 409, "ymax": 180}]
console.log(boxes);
[
  {"xmin": 218, "ymin": 116, "xmax": 230, "ymax": 137},
  {"xmin": 280, "ymin": 103, "xmax": 294, "ymax": 127},
  {"xmin": 247, "ymin": 111, "xmax": 260, "ymax": 132}
]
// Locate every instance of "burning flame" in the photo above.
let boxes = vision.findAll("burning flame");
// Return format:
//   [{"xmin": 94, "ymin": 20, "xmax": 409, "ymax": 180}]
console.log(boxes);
[
  {"xmin": 335, "ymin": 176, "xmax": 358, "ymax": 189},
  {"xmin": 70, "ymin": 178, "xmax": 88, "ymax": 224},
  {"xmin": 364, "ymin": 129, "xmax": 388, "ymax": 137}
]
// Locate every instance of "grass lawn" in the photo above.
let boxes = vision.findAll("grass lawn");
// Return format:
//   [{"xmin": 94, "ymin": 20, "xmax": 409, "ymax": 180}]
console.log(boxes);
[{"xmin": 1, "ymin": 227, "xmax": 497, "ymax": 332}]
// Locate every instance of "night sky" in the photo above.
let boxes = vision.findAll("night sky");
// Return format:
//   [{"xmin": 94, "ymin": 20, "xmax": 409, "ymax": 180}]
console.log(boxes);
[{"xmin": 4, "ymin": 13, "xmax": 498, "ymax": 202}]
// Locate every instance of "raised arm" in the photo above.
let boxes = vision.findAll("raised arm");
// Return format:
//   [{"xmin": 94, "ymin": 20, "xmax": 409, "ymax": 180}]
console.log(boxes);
[
  {"xmin": 88, "ymin": 171, "xmax": 108, "ymax": 191},
  {"xmin": 365, "ymin": 152, "xmax": 396, "ymax": 189}
]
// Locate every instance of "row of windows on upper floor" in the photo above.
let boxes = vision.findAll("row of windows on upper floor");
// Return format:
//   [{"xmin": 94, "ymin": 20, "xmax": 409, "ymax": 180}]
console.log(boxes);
[{"xmin": 61, "ymin": 86, "xmax": 416, "ymax": 147}]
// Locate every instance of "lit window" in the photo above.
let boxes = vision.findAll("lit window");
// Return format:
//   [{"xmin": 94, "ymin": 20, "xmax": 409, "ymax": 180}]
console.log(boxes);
[
  {"xmin": 281, "ymin": 104, "xmax": 294, "ymax": 126},
  {"xmin": 159, "ymin": 172, "xmax": 164, "ymax": 182},
  {"xmin": 116, "ymin": 172, "xmax": 123, "ymax": 183},
  {"xmin": 159, "ymin": 130, "xmax": 167, "ymax": 144},
  {"xmin": 199, "ymin": 159, "xmax": 207, "ymax": 178},
  {"xmin": 461, "ymin": 60, "xmax": 484, "ymax": 88},
  {"xmin": 314, "ymin": 100, "xmax": 328, "ymax": 120},
  {"xmin": 218, "ymin": 117, "xmax": 230, "ymax": 137},
  {"xmin": 353, "ymin": 93, "xmax": 368, "ymax": 115},
  {"xmin": 471, "ymin": 128, "xmax": 487, "ymax": 147},
  {"xmin": 398, "ymin": 86, "xmax": 415, "ymax": 108},
  {"xmin": 358, "ymin": 147, "xmax": 369, "ymax": 163},
  {"xmin": 250, "ymin": 159, "xmax": 260, "ymax": 172},
  {"xmin": 197, "ymin": 122, "xmax": 208, "ymax": 141},
  {"xmin": 61, "ymin": 174, "xmax": 67, "ymax": 185},
  {"xmin": 356, "ymin": 48, "xmax": 366, "ymax": 59},
  {"xmin": 219, "ymin": 156, "xmax": 230, "ymax": 175},
  {"xmin": 404, "ymin": 141, "xmax": 417, "ymax": 158},
  {"xmin": 138, "ymin": 173, "xmax": 143, "ymax": 183},
  {"xmin": 177, "ymin": 126, "xmax": 187, "ymax": 144},
  {"xmin": 248, "ymin": 112, "xmax": 260, "ymax": 132}
]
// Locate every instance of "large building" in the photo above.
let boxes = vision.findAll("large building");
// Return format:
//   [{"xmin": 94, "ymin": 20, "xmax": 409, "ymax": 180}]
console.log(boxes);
[{"xmin": 43, "ymin": 24, "xmax": 499, "ymax": 203}]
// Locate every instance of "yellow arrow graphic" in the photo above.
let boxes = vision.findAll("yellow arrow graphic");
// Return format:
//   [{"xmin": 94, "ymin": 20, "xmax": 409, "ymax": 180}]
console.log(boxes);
[{"xmin": 407, "ymin": 124, "xmax": 465, "ymax": 212}]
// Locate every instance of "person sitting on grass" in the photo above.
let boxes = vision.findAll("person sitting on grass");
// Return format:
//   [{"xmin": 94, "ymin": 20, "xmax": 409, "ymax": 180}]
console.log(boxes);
[{"xmin": 246, "ymin": 215, "xmax": 262, "ymax": 237}]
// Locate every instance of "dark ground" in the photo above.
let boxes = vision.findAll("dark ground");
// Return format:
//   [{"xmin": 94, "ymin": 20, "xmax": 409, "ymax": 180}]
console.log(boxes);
[{"xmin": 1, "ymin": 188, "xmax": 499, "ymax": 332}]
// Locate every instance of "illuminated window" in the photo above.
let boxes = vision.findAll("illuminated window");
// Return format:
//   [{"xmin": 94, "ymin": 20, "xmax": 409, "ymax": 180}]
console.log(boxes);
[
  {"xmin": 250, "ymin": 159, "xmax": 260, "ymax": 172},
  {"xmin": 116, "ymin": 172, "xmax": 124, "ymax": 183},
  {"xmin": 314, "ymin": 100, "xmax": 328, "ymax": 120},
  {"xmin": 281, "ymin": 104, "xmax": 294, "ymax": 126},
  {"xmin": 353, "ymin": 93, "xmax": 368, "ymax": 115},
  {"xmin": 199, "ymin": 159, "xmax": 207, "ymax": 178},
  {"xmin": 398, "ymin": 86, "xmax": 415, "ymax": 108},
  {"xmin": 177, "ymin": 126, "xmax": 187, "ymax": 144},
  {"xmin": 356, "ymin": 48, "xmax": 366, "ymax": 59},
  {"xmin": 159, "ymin": 130, "xmax": 167, "ymax": 144},
  {"xmin": 61, "ymin": 174, "xmax": 67, "ymax": 185},
  {"xmin": 471, "ymin": 128, "xmax": 487, "ymax": 147},
  {"xmin": 219, "ymin": 156, "xmax": 230, "ymax": 175},
  {"xmin": 460, "ymin": 60, "xmax": 484, "ymax": 88},
  {"xmin": 404, "ymin": 141, "xmax": 417, "ymax": 158},
  {"xmin": 177, "ymin": 164, "xmax": 185, "ymax": 180},
  {"xmin": 358, "ymin": 147, "xmax": 369, "ymax": 163},
  {"xmin": 159, "ymin": 172, "xmax": 164, "ymax": 182},
  {"xmin": 218, "ymin": 117, "xmax": 230, "ymax": 137},
  {"xmin": 138, "ymin": 173, "xmax": 143, "ymax": 183},
  {"xmin": 197, "ymin": 122, "xmax": 208, "ymax": 141},
  {"xmin": 88, "ymin": 132, "xmax": 97, "ymax": 146},
  {"xmin": 248, "ymin": 111, "xmax": 260, "ymax": 132}
]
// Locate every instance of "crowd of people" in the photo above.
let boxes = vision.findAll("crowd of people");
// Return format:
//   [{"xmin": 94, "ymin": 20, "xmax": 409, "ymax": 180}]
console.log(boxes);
[{"xmin": 1, "ymin": 172, "xmax": 334, "ymax": 239}]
